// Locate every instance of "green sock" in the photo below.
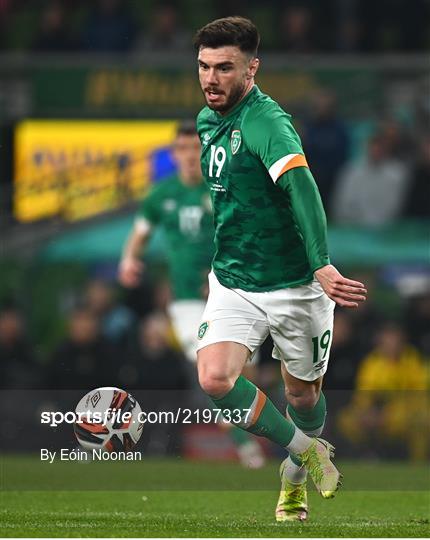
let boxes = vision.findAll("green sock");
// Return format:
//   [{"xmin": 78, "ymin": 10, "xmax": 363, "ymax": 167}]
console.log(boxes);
[
  {"xmin": 211, "ymin": 375, "xmax": 296, "ymax": 447},
  {"xmin": 287, "ymin": 391, "xmax": 327, "ymax": 433},
  {"xmin": 287, "ymin": 392, "xmax": 327, "ymax": 468}
]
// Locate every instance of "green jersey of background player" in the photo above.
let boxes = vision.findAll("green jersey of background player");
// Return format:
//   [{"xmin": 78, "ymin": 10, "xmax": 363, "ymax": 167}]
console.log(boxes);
[
  {"xmin": 118, "ymin": 121, "xmax": 266, "ymax": 468},
  {"xmin": 193, "ymin": 16, "xmax": 367, "ymax": 522},
  {"xmin": 119, "ymin": 121, "xmax": 213, "ymax": 361}
]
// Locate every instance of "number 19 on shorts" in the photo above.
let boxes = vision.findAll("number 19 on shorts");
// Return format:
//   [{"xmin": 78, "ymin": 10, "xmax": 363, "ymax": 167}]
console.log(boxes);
[{"xmin": 312, "ymin": 330, "xmax": 332, "ymax": 364}]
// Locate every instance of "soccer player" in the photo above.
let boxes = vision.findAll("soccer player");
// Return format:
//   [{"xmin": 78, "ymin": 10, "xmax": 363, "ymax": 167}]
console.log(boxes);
[
  {"xmin": 119, "ymin": 121, "xmax": 213, "ymax": 363},
  {"xmin": 118, "ymin": 120, "xmax": 265, "ymax": 468},
  {"xmin": 193, "ymin": 17, "xmax": 367, "ymax": 522}
]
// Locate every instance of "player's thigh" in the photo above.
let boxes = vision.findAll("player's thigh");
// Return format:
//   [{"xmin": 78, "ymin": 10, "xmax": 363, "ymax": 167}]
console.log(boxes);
[
  {"xmin": 270, "ymin": 280, "xmax": 335, "ymax": 382},
  {"xmin": 197, "ymin": 341, "xmax": 250, "ymax": 386},
  {"xmin": 196, "ymin": 271, "xmax": 270, "ymax": 357},
  {"xmin": 168, "ymin": 300, "xmax": 206, "ymax": 362}
]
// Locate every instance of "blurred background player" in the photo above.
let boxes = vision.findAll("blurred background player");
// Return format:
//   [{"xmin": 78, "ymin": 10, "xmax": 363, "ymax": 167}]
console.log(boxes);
[
  {"xmin": 118, "ymin": 120, "xmax": 265, "ymax": 468},
  {"xmin": 118, "ymin": 120, "xmax": 212, "ymax": 363}
]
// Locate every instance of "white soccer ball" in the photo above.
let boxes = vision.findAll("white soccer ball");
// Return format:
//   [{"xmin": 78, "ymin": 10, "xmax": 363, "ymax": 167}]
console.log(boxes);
[{"xmin": 74, "ymin": 387, "xmax": 143, "ymax": 452}]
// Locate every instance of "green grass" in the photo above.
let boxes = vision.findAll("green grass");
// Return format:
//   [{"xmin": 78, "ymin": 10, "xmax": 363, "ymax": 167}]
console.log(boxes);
[{"xmin": 0, "ymin": 457, "xmax": 429, "ymax": 537}]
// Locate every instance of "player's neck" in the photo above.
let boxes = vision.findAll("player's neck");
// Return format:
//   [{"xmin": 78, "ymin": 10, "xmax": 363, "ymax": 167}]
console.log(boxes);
[
  {"xmin": 220, "ymin": 81, "xmax": 255, "ymax": 117},
  {"xmin": 242, "ymin": 79, "xmax": 255, "ymax": 100}
]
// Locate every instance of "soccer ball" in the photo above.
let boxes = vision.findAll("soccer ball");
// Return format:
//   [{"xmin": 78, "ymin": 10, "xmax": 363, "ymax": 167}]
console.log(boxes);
[{"xmin": 74, "ymin": 387, "xmax": 143, "ymax": 452}]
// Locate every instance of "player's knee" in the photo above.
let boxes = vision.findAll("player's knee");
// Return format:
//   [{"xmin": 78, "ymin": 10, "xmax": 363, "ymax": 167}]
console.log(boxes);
[
  {"xmin": 286, "ymin": 389, "xmax": 319, "ymax": 412},
  {"xmin": 198, "ymin": 372, "xmax": 234, "ymax": 398}
]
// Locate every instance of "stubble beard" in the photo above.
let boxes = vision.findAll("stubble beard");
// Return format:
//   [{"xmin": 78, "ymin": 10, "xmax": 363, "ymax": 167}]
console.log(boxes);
[{"xmin": 205, "ymin": 80, "xmax": 247, "ymax": 114}]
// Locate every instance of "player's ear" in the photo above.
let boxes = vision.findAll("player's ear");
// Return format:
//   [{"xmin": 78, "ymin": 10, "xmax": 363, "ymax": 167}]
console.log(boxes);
[{"xmin": 246, "ymin": 57, "xmax": 260, "ymax": 80}]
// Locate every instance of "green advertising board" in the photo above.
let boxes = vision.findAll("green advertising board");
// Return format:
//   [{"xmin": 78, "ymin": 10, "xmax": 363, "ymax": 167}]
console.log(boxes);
[
  {"xmin": 0, "ymin": 55, "xmax": 427, "ymax": 119},
  {"xmin": 31, "ymin": 65, "xmax": 381, "ymax": 117}
]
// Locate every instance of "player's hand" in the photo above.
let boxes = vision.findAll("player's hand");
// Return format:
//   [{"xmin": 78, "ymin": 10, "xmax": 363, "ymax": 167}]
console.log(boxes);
[
  {"xmin": 118, "ymin": 257, "xmax": 144, "ymax": 288},
  {"xmin": 314, "ymin": 264, "xmax": 367, "ymax": 308}
]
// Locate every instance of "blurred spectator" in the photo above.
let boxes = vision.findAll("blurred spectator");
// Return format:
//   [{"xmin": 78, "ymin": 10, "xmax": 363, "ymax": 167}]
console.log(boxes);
[
  {"xmin": 49, "ymin": 308, "xmax": 116, "ymax": 389},
  {"xmin": 359, "ymin": 0, "xmax": 429, "ymax": 52},
  {"xmin": 81, "ymin": 0, "xmax": 137, "ymax": 52},
  {"xmin": 302, "ymin": 89, "xmax": 349, "ymax": 210},
  {"xmin": 0, "ymin": 0, "xmax": 11, "ymax": 17},
  {"xmin": 32, "ymin": 1, "xmax": 76, "ymax": 52},
  {"xmin": 278, "ymin": 5, "xmax": 315, "ymax": 52},
  {"xmin": 123, "ymin": 313, "xmax": 189, "ymax": 455},
  {"xmin": 135, "ymin": 3, "xmax": 190, "ymax": 52},
  {"xmin": 331, "ymin": 133, "xmax": 410, "ymax": 225},
  {"xmin": 83, "ymin": 279, "xmax": 135, "ymax": 347},
  {"xmin": 0, "ymin": 0, "xmax": 12, "ymax": 50},
  {"xmin": 336, "ymin": 15, "xmax": 362, "ymax": 53},
  {"xmin": 379, "ymin": 118, "xmax": 414, "ymax": 162},
  {"xmin": 414, "ymin": 77, "xmax": 430, "ymax": 135},
  {"xmin": 402, "ymin": 134, "xmax": 430, "ymax": 219},
  {"xmin": 119, "ymin": 312, "xmax": 189, "ymax": 390},
  {"xmin": 152, "ymin": 279, "xmax": 173, "ymax": 315},
  {"xmin": 338, "ymin": 322, "xmax": 429, "ymax": 461},
  {"xmin": 121, "ymin": 271, "xmax": 157, "ymax": 320},
  {"xmin": 0, "ymin": 307, "xmax": 40, "ymax": 389},
  {"xmin": 323, "ymin": 310, "xmax": 363, "ymax": 391},
  {"xmin": 394, "ymin": 0, "xmax": 430, "ymax": 52}
]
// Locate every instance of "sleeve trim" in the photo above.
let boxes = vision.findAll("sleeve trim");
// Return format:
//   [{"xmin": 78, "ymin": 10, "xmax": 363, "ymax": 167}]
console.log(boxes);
[
  {"xmin": 134, "ymin": 217, "xmax": 152, "ymax": 235},
  {"xmin": 269, "ymin": 154, "xmax": 308, "ymax": 183}
]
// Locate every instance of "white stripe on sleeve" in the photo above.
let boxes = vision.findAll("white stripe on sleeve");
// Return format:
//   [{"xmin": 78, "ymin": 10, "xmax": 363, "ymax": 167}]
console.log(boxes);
[{"xmin": 268, "ymin": 154, "xmax": 300, "ymax": 183}]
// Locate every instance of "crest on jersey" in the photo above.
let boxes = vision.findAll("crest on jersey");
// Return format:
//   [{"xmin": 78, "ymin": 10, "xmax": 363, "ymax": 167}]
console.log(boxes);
[
  {"xmin": 198, "ymin": 321, "xmax": 209, "ymax": 339},
  {"xmin": 230, "ymin": 130, "xmax": 241, "ymax": 155}
]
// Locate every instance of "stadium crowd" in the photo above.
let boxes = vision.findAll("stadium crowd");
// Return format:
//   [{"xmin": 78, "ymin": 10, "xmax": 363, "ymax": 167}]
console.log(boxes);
[
  {"xmin": 295, "ymin": 90, "xmax": 430, "ymax": 224},
  {"xmin": 0, "ymin": 0, "xmax": 429, "ymax": 54},
  {"xmin": 1, "ymin": 264, "xmax": 429, "ymax": 459}
]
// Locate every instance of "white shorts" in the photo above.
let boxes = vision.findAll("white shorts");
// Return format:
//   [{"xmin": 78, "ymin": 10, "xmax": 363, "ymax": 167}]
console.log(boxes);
[
  {"xmin": 196, "ymin": 271, "xmax": 335, "ymax": 381},
  {"xmin": 168, "ymin": 300, "xmax": 206, "ymax": 363}
]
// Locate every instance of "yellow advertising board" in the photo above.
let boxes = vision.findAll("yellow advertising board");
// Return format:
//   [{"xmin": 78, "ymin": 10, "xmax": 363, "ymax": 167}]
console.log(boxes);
[{"xmin": 14, "ymin": 120, "xmax": 178, "ymax": 222}]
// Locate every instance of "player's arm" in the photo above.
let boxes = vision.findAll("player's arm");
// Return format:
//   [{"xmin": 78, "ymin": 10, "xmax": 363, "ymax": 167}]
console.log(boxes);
[
  {"xmin": 118, "ymin": 218, "xmax": 151, "ymax": 288},
  {"xmin": 244, "ymin": 104, "xmax": 366, "ymax": 306},
  {"xmin": 119, "ymin": 183, "xmax": 163, "ymax": 288},
  {"xmin": 277, "ymin": 166, "xmax": 367, "ymax": 308}
]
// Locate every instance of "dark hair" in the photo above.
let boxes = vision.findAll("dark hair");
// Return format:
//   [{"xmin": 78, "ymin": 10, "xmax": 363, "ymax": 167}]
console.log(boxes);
[
  {"xmin": 193, "ymin": 16, "xmax": 260, "ymax": 57},
  {"xmin": 176, "ymin": 119, "xmax": 198, "ymax": 137}
]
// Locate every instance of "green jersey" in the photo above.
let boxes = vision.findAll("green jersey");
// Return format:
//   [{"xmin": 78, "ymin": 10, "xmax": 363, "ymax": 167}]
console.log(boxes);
[
  {"xmin": 137, "ymin": 174, "xmax": 214, "ymax": 300},
  {"xmin": 197, "ymin": 85, "xmax": 329, "ymax": 292}
]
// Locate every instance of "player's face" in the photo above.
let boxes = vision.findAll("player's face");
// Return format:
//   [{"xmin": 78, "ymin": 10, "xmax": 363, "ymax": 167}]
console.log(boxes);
[
  {"xmin": 173, "ymin": 133, "xmax": 202, "ymax": 182},
  {"xmin": 198, "ymin": 46, "xmax": 259, "ymax": 114}
]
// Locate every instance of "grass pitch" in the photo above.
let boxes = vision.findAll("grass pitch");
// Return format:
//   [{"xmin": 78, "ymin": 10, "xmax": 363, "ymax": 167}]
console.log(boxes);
[{"xmin": 0, "ymin": 457, "xmax": 429, "ymax": 537}]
